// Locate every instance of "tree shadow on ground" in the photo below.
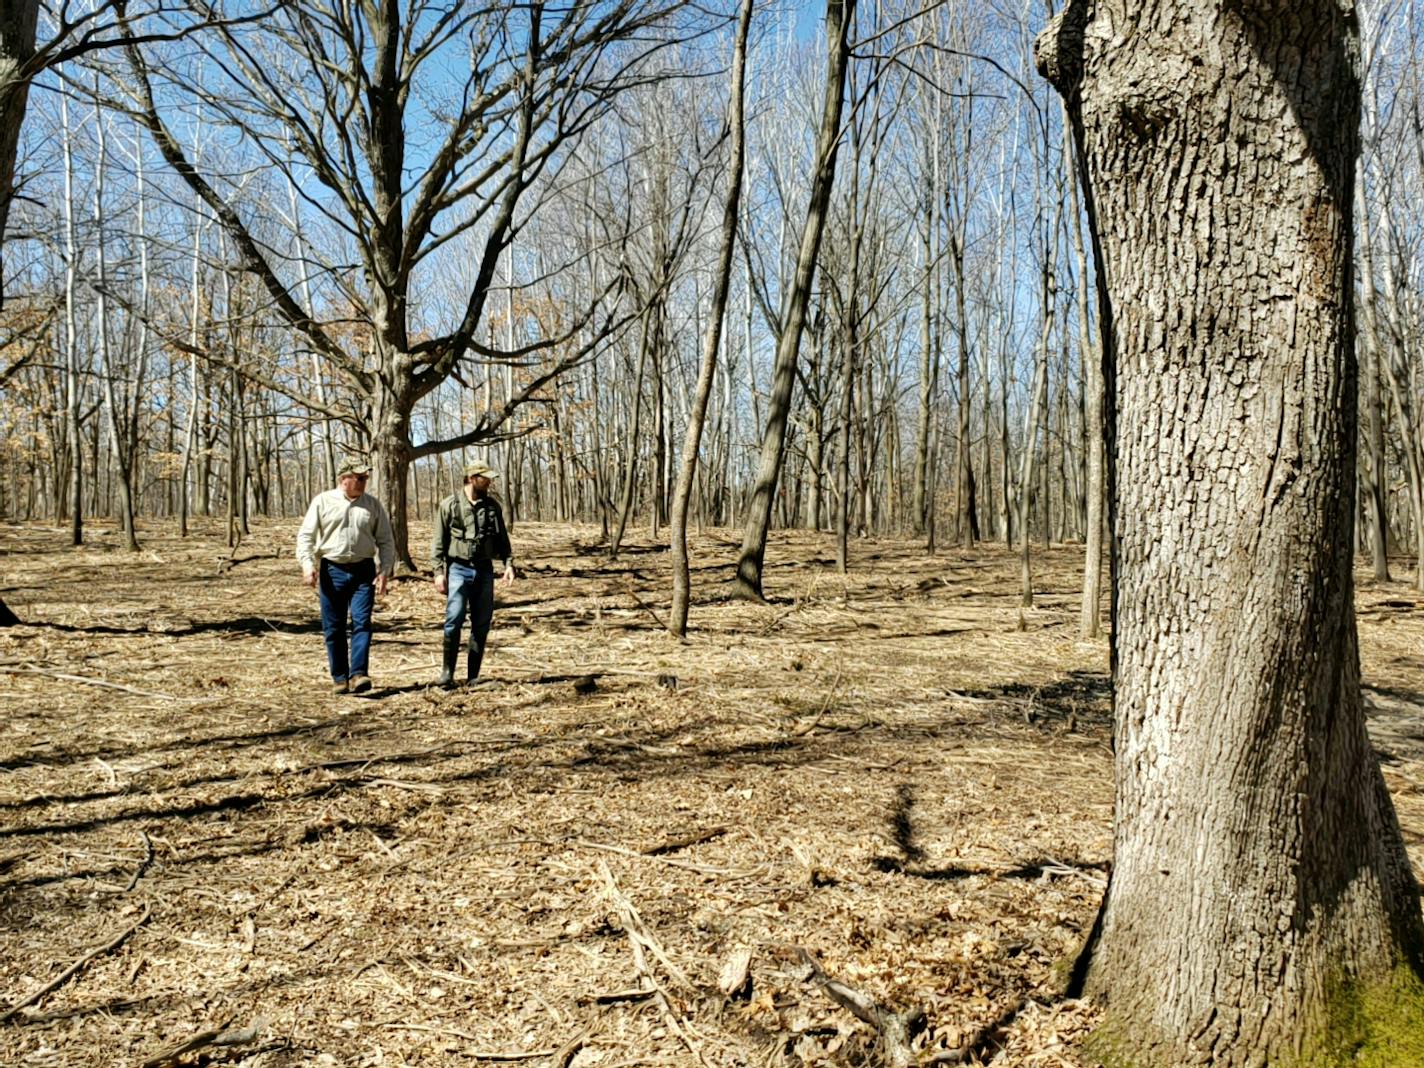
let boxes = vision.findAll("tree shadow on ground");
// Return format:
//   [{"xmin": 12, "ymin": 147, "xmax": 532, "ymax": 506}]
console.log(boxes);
[
  {"xmin": 961, "ymin": 670, "xmax": 1112, "ymax": 730},
  {"xmin": 0, "ymin": 679, "xmax": 1106, "ymax": 853},
  {"xmin": 17, "ymin": 615, "xmax": 436, "ymax": 638}
]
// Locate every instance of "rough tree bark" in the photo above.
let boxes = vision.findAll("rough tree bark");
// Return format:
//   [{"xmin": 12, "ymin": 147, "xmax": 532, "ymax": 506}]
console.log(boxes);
[
  {"xmin": 1038, "ymin": 2, "xmax": 1424, "ymax": 1064},
  {"xmin": 0, "ymin": 0, "xmax": 37, "ymax": 305}
]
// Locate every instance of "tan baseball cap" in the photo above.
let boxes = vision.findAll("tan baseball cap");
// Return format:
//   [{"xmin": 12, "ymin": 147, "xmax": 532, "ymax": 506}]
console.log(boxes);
[{"xmin": 464, "ymin": 462, "xmax": 499, "ymax": 479}]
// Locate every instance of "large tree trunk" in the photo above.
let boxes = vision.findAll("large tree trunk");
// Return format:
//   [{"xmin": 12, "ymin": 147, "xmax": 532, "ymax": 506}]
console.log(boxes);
[
  {"xmin": 1038, "ymin": 3, "xmax": 1424, "ymax": 1064},
  {"xmin": 0, "ymin": 0, "xmax": 38, "ymax": 307},
  {"xmin": 733, "ymin": 0, "xmax": 853, "ymax": 600}
]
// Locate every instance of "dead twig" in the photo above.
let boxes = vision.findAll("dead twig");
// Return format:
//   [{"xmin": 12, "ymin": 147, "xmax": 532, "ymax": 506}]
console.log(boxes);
[
  {"xmin": 383, "ymin": 1022, "xmax": 557, "ymax": 1061},
  {"xmin": 573, "ymin": 838, "xmax": 761, "ymax": 879},
  {"xmin": 797, "ymin": 947, "xmax": 924, "ymax": 1068},
  {"xmin": 791, "ymin": 665, "xmax": 845, "ymax": 736},
  {"xmin": 642, "ymin": 826, "xmax": 727, "ymax": 856},
  {"xmin": 588, "ymin": 988, "xmax": 657, "ymax": 1005},
  {"xmin": 0, "ymin": 904, "xmax": 151, "ymax": 1022},
  {"xmin": 600, "ymin": 861, "xmax": 712, "ymax": 1068},
  {"xmin": 123, "ymin": 831, "xmax": 154, "ymax": 892},
  {"xmin": 622, "ymin": 584, "xmax": 668, "ymax": 630},
  {"xmin": 3, "ymin": 664, "xmax": 190, "ymax": 702},
  {"xmin": 553, "ymin": 1029, "xmax": 590, "ymax": 1068}
]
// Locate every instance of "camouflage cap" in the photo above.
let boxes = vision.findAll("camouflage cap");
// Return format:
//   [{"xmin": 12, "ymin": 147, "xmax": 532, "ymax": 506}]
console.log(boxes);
[
  {"xmin": 464, "ymin": 462, "xmax": 499, "ymax": 480},
  {"xmin": 336, "ymin": 455, "xmax": 372, "ymax": 478}
]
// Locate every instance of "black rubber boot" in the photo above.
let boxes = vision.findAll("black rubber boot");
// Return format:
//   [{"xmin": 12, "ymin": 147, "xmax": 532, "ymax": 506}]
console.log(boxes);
[
  {"xmin": 466, "ymin": 635, "xmax": 486, "ymax": 684},
  {"xmin": 437, "ymin": 633, "xmax": 459, "ymax": 689}
]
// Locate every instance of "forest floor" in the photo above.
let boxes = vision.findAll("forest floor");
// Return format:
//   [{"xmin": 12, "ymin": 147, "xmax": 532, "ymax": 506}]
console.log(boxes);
[{"xmin": 2, "ymin": 518, "xmax": 1423, "ymax": 1068}]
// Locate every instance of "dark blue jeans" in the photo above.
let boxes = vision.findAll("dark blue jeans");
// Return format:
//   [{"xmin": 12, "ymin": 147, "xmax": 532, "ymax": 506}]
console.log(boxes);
[
  {"xmin": 444, "ymin": 560, "xmax": 494, "ymax": 648},
  {"xmin": 318, "ymin": 558, "xmax": 375, "ymax": 682}
]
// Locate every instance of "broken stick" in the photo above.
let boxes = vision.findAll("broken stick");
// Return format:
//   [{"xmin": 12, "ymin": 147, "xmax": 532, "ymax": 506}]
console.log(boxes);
[{"xmin": 0, "ymin": 904, "xmax": 151, "ymax": 1022}]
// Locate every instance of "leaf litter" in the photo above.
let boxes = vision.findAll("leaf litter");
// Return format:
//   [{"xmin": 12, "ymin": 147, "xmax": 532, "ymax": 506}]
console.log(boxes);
[{"xmin": 2, "ymin": 519, "xmax": 1422, "ymax": 1067}]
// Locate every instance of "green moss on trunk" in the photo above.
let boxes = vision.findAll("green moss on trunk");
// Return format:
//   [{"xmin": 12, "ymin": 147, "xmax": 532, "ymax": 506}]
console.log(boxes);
[
  {"xmin": 1080, "ymin": 964, "xmax": 1424, "ymax": 1068},
  {"xmin": 1310, "ymin": 962, "xmax": 1424, "ymax": 1067}
]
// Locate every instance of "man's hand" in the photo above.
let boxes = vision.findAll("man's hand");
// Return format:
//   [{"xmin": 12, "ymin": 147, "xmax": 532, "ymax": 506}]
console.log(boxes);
[
  {"xmin": 434, "ymin": 572, "xmax": 447, "ymax": 596},
  {"xmin": 501, "ymin": 562, "xmax": 516, "ymax": 586},
  {"xmin": 376, "ymin": 573, "xmax": 389, "ymax": 597},
  {"xmin": 302, "ymin": 568, "xmax": 316, "ymax": 588}
]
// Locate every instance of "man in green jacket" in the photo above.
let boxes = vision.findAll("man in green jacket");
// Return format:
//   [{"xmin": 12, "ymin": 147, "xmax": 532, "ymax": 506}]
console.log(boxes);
[{"xmin": 430, "ymin": 462, "xmax": 516, "ymax": 687}]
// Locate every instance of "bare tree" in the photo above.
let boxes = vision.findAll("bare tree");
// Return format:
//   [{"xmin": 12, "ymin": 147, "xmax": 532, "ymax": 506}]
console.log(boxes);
[
  {"xmin": 734, "ymin": 0, "xmax": 854, "ymax": 600},
  {"xmin": 122, "ymin": 0, "xmax": 691, "ymax": 567},
  {"xmin": 669, "ymin": 0, "xmax": 751, "ymax": 636},
  {"xmin": 1039, "ymin": 2, "xmax": 1424, "ymax": 1062}
]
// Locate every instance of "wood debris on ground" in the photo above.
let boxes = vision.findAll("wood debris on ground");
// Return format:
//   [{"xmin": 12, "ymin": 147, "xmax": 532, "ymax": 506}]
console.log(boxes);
[{"xmin": 2, "ymin": 519, "xmax": 1422, "ymax": 1066}]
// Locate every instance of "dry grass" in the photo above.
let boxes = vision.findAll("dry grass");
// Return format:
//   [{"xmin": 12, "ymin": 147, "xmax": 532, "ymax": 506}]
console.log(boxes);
[{"xmin": 1, "ymin": 518, "xmax": 1421, "ymax": 1067}]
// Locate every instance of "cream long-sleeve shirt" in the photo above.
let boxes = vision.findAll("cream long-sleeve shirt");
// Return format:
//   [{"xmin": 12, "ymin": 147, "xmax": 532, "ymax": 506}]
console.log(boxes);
[{"xmin": 296, "ymin": 488, "xmax": 396, "ymax": 575}]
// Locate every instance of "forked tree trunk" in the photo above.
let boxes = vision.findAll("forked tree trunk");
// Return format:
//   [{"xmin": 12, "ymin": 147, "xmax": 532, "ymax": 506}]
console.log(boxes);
[{"xmin": 1038, "ymin": 3, "xmax": 1424, "ymax": 1064}]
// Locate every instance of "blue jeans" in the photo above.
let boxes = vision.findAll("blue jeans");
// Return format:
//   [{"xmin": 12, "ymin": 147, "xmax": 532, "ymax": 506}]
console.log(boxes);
[
  {"xmin": 444, "ymin": 560, "xmax": 495, "ymax": 651},
  {"xmin": 319, "ymin": 558, "xmax": 375, "ymax": 682}
]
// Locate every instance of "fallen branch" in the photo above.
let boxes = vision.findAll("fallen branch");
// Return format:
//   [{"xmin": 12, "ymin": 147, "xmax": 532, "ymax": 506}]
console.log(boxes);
[
  {"xmin": 588, "ymin": 987, "xmax": 656, "ymax": 1005},
  {"xmin": 791, "ymin": 665, "xmax": 845, "ymax": 736},
  {"xmin": 124, "ymin": 831, "xmax": 154, "ymax": 892},
  {"xmin": 361, "ymin": 777, "xmax": 447, "ymax": 795},
  {"xmin": 3, "ymin": 664, "xmax": 189, "ymax": 702},
  {"xmin": 383, "ymin": 1030, "xmax": 555, "ymax": 1063},
  {"xmin": 643, "ymin": 826, "xmax": 727, "ymax": 856},
  {"xmin": 600, "ymin": 862, "xmax": 711, "ymax": 1068},
  {"xmin": 142, "ymin": 1016, "xmax": 268, "ymax": 1068},
  {"xmin": 622, "ymin": 584, "xmax": 668, "ymax": 630},
  {"xmin": 553, "ymin": 1029, "xmax": 589, "ymax": 1068},
  {"xmin": 1, "ymin": 904, "xmax": 151, "ymax": 1022},
  {"xmin": 797, "ymin": 947, "xmax": 924, "ymax": 1068}
]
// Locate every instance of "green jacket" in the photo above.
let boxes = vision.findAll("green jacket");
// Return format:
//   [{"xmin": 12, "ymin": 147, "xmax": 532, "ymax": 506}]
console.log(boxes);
[{"xmin": 431, "ymin": 492, "xmax": 512, "ymax": 571}]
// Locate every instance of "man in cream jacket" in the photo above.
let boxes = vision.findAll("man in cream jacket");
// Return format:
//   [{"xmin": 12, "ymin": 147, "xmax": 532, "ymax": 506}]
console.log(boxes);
[{"xmin": 296, "ymin": 456, "xmax": 396, "ymax": 694}]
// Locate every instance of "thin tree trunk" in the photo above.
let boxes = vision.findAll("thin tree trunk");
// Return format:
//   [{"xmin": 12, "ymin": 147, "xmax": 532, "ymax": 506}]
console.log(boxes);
[
  {"xmin": 92, "ymin": 93, "xmax": 139, "ymax": 550},
  {"xmin": 734, "ymin": 0, "xmax": 854, "ymax": 600},
  {"xmin": 1354, "ymin": 166, "xmax": 1391, "ymax": 581},
  {"xmin": 669, "ymin": 0, "xmax": 750, "ymax": 633},
  {"xmin": 60, "ymin": 94, "xmax": 83, "ymax": 546},
  {"xmin": 951, "ymin": 228, "xmax": 972, "ymax": 548},
  {"xmin": 612, "ymin": 307, "xmax": 654, "ymax": 556},
  {"xmin": 178, "ymin": 216, "xmax": 203, "ymax": 539},
  {"xmin": 910, "ymin": 130, "xmax": 939, "ymax": 535},
  {"xmin": 1017, "ymin": 347, "xmax": 1047, "ymax": 608},
  {"xmin": 1374, "ymin": 226, "xmax": 1424, "ymax": 591},
  {"xmin": 1069, "ymin": 100, "xmax": 1105, "ymax": 636}
]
